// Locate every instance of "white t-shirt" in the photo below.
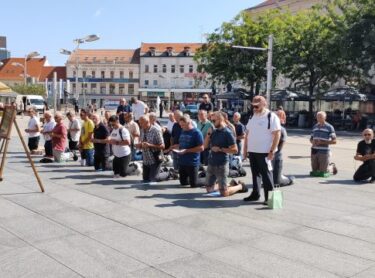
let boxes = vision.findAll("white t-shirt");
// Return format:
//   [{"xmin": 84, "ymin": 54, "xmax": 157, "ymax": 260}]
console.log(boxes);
[
  {"xmin": 246, "ymin": 109, "xmax": 281, "ymax": 153},
  {"xmin": 166, "ymin": 120, "xmax": 175, "ymax": 134},
  {"xmin": 132, "ymin": 101, "xmax": 147, "ymax": 121},
  {"xmin": 69, "ymin": 119, "xmax": 81, "ymax": 142},
  {"xmin": 43, "ymin": 120, "xmax": 56, "ymax": 141},
  {"xmin": 28, "ymin": 117, "xmax": 40, "ymax": 138},
  {"xmin": 110, "ymin": 127, "xmax": 131, "ymax": 157}
]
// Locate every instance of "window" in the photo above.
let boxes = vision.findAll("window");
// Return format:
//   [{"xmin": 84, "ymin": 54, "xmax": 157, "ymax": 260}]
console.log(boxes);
[
  {"xmin": 188, "ymin": 81, "xmax": 193, "ymax": 87},
  {"xmin": 153, "ymin": 65, "xmax": 158, "ymax": 73},
  {"xmin": 162, "ymin": 64, "xmax": 167, "ymax": 73},
  {"xmin": 189, "ymin": 65, "xmax": 193, "ymax": 73},
  {"xmin": 72, "ymin": 83, "xmax": 76, "ymax": 93},
  {"xmin": 145, "ymin": 65, "xmax": 149, "ymax": 73},
  {"xmin": 129, "ymin": 71, "xmax": 133, "ymax": 79},
  {"xmin": 119, "ymin": 84, "xmax": 124, "ymax": 94},
  {"xmin": 110, "ymin": 71, "xmax": 115, "ymax": 79},
  {"xmin": 144, "ymin": 80, "xmax": 149, "ymax": 86},
  {"xmin": 73, "ymin": 71, "xmax": 76, "ymax": 78},
  {"xmin": 91, "ymin": 83, "xmax": 97, "ymax": 93},
  {"xmin": 180, "ymin": 65, "xmax": 184, "ymax": 73},
  {"xmin": 119, "ymin": 71, "xmax": 124, "ymax": 79},
  {"xmin": 153, "ymin": 80, "xmax": 158, "ymax": 86},
  {"xmin": 101, "ymin": 71, "xmax": 105, "ymax": 78},
  {"xmin": 171, "ymin": 65, "xmax": 175, "ymax": 73},
  {"xmin": 109, "ymin": 84, "xmax": 115, "ymax": 94},
  {"xmin": 128, "ymin": 84, "xmax": 134, "ymax": 94},
  {"xmin": 82, "ymin": 71, "xmax": 86, "ymax": 78},
  {"xmin": 100, "ymin": 84, "xmax": 106, "ymax": 94},
  {"xmin": 91, "ymin": 71, "xmax": 96, "ymax": 78}
]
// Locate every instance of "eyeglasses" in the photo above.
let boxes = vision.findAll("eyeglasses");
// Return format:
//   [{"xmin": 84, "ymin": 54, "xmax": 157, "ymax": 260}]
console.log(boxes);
[
  {"xmin": 364, "ymin": 134, "xmax": 372, "ymax": 136},
  {"xmin": 252, "ymin": 105, "xmax": 259, "ymax": 109}
]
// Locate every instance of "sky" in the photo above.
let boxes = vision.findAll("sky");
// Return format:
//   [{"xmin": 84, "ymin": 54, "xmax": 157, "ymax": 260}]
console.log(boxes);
[{"xmin": 1, "ymin": 0, "xmax": 263, "ymax": 66}]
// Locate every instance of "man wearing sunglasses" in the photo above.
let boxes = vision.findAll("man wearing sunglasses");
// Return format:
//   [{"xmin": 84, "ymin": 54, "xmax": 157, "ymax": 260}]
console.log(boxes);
[
  {"xmin": 243, "ymin": 96, "xmax": 281, "ymax": 204},
  {"xmin": 354, "ymin": 129, "xmax": 375, "ymax": 183},
  {"xmin": 198, "ymin": 94, "xmax": 214, "ymax": 112}
]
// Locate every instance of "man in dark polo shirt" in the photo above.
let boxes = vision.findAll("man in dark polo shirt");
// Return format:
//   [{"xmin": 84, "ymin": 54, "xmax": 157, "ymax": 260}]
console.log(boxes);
[
  {"xmin": 176, "ymin": 114, "xmax": 204, "ymax": 187},
  {"xmin": 354, "ymin": 128, "xmax": 375, "ymax": 183},
  {"xmin": 205, "ymin": 112, "xmax": 247, "ymax": 196},
  {"xmin": 232, "ymin": 112, "xmax": 245, "ymax": 156},
  {"xmin": 199, "ymin": 94, "xmax": 214, "ymax": 112},
  {"xmin": 116, "ymin": 98, "xmax": 132, "ymax": 125},
  {"xmin": 169, "ymin": 110, "xmax": 183, "ymax": 171}
]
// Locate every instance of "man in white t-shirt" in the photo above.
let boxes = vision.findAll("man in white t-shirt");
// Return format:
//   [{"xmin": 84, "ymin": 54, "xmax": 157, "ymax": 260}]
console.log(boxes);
[
  {"xmin": 66, "ymin": 112, "xmax": 81, "ymax": 160},
  {"xmin": 41, "ymin": 112, "xmax": 56, "ymax": 158},
  {"xmin": 107, "ymin": 115, "xmax": 132, "ymax": 178},
  {"xmin": 131, "ymin": 97, "xmax": 148, "ymax": 122},
  {"xmin": 243, "ymin": 96, "xmax": 281, "ymax": 205},
  {"xmin": 25, "ymin": 108, "xmax": 41, "ymax": 153}
]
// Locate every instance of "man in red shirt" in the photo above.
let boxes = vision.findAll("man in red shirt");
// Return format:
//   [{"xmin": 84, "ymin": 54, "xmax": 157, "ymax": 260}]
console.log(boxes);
[{"xmin": 51, "ymin": 112, "xmax": 68, "ymax": 162}]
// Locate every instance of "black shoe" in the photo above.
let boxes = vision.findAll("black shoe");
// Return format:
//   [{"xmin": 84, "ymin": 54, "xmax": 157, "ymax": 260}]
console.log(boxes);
[
  {"xmin": 370, "ymin": 177, "xmax": 375, "ymax": 184},
  {"xmin": 243, "ymin": 194, "xmax": 260, "ymax": 202},
  {"xmin": 262, "ymin": 201, "xmax": 268, "ymax": 206}
]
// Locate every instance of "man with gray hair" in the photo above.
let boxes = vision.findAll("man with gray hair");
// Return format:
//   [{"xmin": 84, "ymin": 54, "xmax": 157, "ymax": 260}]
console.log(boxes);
[
  {"xmin": 353, "ymin": 128, "xmax": 375, "ymax": 183},
  {"xmin": 41, "ymin": 111, "xmax": 55, "ymax": 158},
  {"xmin": 149, "ymin": 112, "xmax": 162, "ymax": 133},
  {"xmin": 175, "ymin": 114, "xmax": 204, "ymax": 187},
  {"xmin": 169, "ymin": 110, "xmax": 184, "ymax": 171},
  {"xmin": 310, "ymin": 111, "xmax": 337, "ymax": 176}
]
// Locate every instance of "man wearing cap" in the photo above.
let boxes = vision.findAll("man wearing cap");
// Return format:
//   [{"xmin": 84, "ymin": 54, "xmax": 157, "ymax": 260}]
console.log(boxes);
[{"xmin": 243, "ymin": 96, "xmax": 281, "ymax": 205}]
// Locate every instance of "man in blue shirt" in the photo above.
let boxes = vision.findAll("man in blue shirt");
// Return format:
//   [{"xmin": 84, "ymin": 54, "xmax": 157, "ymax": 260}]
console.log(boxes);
[
  {"xmin": 310, "ymin": 111, "xmax": 337, "ymax": 175},
  {"xmin": 116, "ymin": 98, "xmax": 132, "ymax": 125},
  {"xmin": 176, "ymin": 114, "xmax": 204, "ymax": 187},
  {"xmin": 204, "ymin": 112, "xmax": 247, "ymax": 196}
]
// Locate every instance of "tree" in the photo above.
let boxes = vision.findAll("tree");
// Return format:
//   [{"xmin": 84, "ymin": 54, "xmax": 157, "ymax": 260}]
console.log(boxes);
[
  {"xmin": 10, "ymin": 84, "xmax": 45, "ymax": 96},
  {"xmin": 275, "ymin": 5, "xmax": 348, "ymax": 126},
  {"xmin": 195, "ymin": 11, "xmax": 285, "ymax": 94}
]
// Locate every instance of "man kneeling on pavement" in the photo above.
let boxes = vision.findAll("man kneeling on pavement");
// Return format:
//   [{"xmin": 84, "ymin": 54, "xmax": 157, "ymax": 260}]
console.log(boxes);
[
  {"xmin": 353, "ymin": 128, "xmax": 375, "ymax": 183},
  {"xmin": 204, "ymin": 111, "xmax": 247, "ymax": 196}
]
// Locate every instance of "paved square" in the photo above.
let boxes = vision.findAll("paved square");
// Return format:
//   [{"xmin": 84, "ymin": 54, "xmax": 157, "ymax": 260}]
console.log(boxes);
[{"xmin": 0, "ymin": 116, "xmax": 374, "ymax": 277}]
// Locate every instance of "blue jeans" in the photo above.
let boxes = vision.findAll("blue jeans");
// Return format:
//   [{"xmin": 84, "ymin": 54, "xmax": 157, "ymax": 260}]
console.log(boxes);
[{"xmin": 81, "ymin": 149, "xmax": 94, "ymax": 166}]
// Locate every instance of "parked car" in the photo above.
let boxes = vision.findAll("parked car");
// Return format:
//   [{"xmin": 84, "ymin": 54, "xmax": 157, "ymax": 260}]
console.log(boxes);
[{"xmin": 183, "ymin": 104, "xmax": 199, "ymax": 119}]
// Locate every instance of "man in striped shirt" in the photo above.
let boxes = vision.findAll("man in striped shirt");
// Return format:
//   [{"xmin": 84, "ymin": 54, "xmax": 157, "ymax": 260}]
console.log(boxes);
[{"xmin": 310, "ymin": 111, "xmax": 337, "ymax": 175}]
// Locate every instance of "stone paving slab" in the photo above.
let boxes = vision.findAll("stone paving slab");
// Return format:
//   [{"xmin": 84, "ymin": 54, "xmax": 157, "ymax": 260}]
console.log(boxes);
[{"xmin": 0, "ymin": 116, "xmax": 374, "ymax": 277}]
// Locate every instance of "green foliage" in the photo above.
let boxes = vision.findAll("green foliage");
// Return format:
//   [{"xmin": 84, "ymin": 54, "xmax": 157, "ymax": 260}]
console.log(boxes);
[{"xmin": 10, "ymin": 84, "xmax": 45, "ymax": 96}]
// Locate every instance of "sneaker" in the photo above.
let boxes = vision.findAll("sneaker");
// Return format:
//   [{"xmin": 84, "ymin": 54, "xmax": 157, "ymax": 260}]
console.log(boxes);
[
  {"xmin": 262, "ymin": 201, "xmax": 268, "ymax": 206},
  {"xmin": 330, "ymin": 163, "xmax": 338, "ymax": 175},
  {"xmin": 237, "ymin": 180, "xmax": 248, "ymax": 193},
  {"xmin": 243, "ymin": 193, "xmax": 260, "ymax": 202},
  {"xmin": 370, "ymin": 177, "xmax": 375, "ymax": 184},
  {"xmin": 287, "ymin": 176, "xmax": 295, "ymax": 186}
]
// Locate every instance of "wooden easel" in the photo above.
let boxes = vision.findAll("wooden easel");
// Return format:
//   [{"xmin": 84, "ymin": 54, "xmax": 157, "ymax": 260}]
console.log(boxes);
[{"xmin": 0, "ymin": 106, "xmax": 44, "ymax": 192}]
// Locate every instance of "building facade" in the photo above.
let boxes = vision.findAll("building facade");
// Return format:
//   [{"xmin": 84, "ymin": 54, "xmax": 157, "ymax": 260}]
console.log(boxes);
[
  {"xmin": 245, "ymin": 0, "xmax": 325, "ymax": 15},
  {"xmin": 66, "ymin": 49, "xmax": 140, "ymax": 108},
  {"xmin": 139, "ymin": 43, "xmax": 211, "ymax": 108}
]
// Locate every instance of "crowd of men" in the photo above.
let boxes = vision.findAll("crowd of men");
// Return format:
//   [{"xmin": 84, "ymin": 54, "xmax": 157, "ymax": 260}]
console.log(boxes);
[{"xmin": 23, "ymin": 94, "xmax": 375, "ymax": 206}]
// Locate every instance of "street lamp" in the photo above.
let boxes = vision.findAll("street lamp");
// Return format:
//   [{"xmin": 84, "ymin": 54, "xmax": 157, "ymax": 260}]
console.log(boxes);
[
  {"xmin": 60, "ymin": 34, "xmax": 100, "ymax": 109},
  {"xmin": 233, "ymin": 34, "xmax": 274, "ymax": 103},
  {"xmin": 11, "ymin": 51, "xmax": 40, "ymax": 85}
]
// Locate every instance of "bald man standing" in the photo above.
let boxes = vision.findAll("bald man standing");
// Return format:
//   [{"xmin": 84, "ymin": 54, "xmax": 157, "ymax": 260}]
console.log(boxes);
[{"xmin": 354, "ymin": 129, "xmax": 375, "ymax": 183}]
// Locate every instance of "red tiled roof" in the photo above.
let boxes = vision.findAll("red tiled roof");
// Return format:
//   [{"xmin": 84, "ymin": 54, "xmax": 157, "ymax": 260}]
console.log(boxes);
[
  {"xmin": 0, "ymin": 57, "xmax": 47, "ymax": 81},
  {"xmin": 246, "ymin": 0, "xmax": 286, "ymax": 10},
  {"xmin": 68, "ymin": 49, "xmax": 140, "ymax": 64},
  {"xmin": 140, "ymin": 43, "xmax": 202, "ymax": 54},
  {"xmin": 40, "ymin": 66, "xmax": 66, "ymax": 80}
]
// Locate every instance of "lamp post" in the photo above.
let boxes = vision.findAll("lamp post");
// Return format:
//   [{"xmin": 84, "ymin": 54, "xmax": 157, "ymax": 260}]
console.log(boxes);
[
  {"xmin": 60, "ymin": 34, "xmax": 100, "ymax": 109},
  {"xmin": 233, "ymin": 34, "xmax": 274, "ymax": 102},
  {"xmin": 11, "ymin": 51, "xmax": 40, "ymax": 85}
]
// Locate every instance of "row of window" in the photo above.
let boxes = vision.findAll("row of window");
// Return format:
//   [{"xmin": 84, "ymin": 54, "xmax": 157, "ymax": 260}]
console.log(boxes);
[
  {"xmin": 73, "ymin": 70, "xmax": 135, "ymax": 79},
  {"xmin": 143, "ymin": 80, "xmax": 193, "ymax": 86},
  {"xmin": 72, "ymin": 83, "xmax": 135, "ymax": 94},
  {"xmin": 144, "ymin": 64, "xmax": 194, "ymax": 74}
]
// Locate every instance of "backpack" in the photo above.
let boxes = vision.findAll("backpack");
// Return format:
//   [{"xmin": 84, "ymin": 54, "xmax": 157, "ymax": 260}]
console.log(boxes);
[{"xmin": 249, "ymin": 112, "xmax": 272, "ymax": 129}]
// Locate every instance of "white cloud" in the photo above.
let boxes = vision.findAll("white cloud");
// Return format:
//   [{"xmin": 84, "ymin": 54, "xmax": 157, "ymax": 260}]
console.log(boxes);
[{"xmin": 93, "ymin": 9, "xmax": 102, "ymax": 17}]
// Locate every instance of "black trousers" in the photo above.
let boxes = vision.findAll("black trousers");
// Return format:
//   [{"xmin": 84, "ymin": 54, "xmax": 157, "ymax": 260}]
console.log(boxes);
[
  {"xmin": 179, "ymin": 165, "xmax": 199, "ymax": 187},
  {"xmin": 200, "ymin": 149, "xmax": 209, "ymax": 166},
  {"xmin": 28, "ymin": 136, "xmax": 40, "ymax": 151},
  {"xmin": 272, "ymin": 159, "xmax": 291, "ymax": 186},
  {"xmin": 94, "ymin": 151, "xmax": 107, "ymax": 171},
  {"xmin": 249, "ymin": 152, "xmax": 274, "ymax": 199},
  {"xmin": 143, "ymin": 162, "xmax": 170, "ymax": 182},
  {"xmin": 44, "ymin": 140, "xmax": 53, "ymax": 157},
  {"xmin": 354, "ymin": 161, "xmax": 375, "ymax": 182},
  {"xmin": 113, "ymin": 155, "xmax": 131, "ymax": 177}
]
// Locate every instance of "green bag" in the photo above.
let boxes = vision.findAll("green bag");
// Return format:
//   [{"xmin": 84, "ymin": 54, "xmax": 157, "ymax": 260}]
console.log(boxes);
[{"xmin": 267, "ymin": 189, "xmax": 283, "ymax": 209}]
